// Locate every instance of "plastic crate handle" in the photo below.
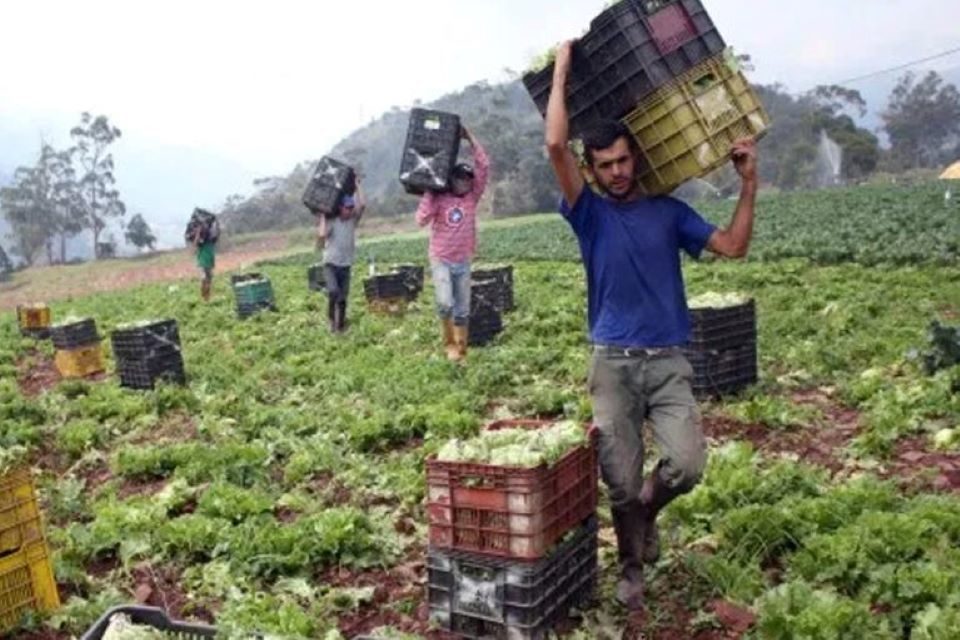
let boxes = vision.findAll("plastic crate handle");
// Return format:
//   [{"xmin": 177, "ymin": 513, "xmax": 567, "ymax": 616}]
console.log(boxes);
[{"xmin": 638, "ymin": 0, "xmax": 681, "ymax": 15}]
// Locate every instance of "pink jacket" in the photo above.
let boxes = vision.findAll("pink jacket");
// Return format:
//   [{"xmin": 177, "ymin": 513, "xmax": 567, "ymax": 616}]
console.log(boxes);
[{"xmin": 415, "ymin": 142, "xmax": 490, "ymax": 263}]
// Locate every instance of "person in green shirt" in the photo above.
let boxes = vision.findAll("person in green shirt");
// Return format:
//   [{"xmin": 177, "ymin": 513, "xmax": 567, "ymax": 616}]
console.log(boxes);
[{"xmin": 193, "ymin": 226, "xmax": 216, "ymax": 302}]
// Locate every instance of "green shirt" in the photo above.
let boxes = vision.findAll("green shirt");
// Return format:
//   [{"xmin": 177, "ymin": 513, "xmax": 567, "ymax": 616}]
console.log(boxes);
[{"xmin": 196, "ymin": 242, "xmax": 216, "ymax": 271}]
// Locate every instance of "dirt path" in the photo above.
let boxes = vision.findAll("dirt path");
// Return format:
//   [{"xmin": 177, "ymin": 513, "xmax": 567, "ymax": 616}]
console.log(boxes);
[{"xmin": 0, "ymin": 236, "xmax": 298, "ymax": 311}]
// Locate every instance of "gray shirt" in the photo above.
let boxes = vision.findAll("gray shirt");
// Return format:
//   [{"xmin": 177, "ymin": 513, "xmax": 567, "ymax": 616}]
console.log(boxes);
[{"xmin": 323, "ymin": 215, "xmax": 359, "ymax": 267}]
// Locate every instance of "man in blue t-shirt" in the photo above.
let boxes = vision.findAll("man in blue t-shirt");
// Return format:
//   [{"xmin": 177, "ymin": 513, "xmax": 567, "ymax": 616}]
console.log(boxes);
[{"xmin": 546, "ymin": 41, "xmax": 759, "ymax": 611}]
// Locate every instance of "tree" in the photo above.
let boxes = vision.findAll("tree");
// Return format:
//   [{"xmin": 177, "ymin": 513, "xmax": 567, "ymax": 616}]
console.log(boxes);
[
  {"xmin": 70, "ymin": 113, "xmax": 126, "ymax": 258},
  {"xmin": 37, "ymin": 144, "xmax": 84, "ymax": 264},
  {"xmin": 0, "ymin": 245, "xmax": 13, "ymax": 280},
  {"xmin": 125, "ymin": 213, "xmax": 157, "ymax": 251},
  {"xmin": 0, "ymin": 164, "xmax": 57, "ymax": 266},
  {"xmin": 882, "ymin": 71, "xmax": 960, "ymax": 171}
]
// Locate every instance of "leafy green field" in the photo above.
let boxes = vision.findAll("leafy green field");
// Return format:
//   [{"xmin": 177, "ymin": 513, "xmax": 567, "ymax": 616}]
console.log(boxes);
[{"xmin": 3, "ymin": 183, "xmax": 960, "ymax": 639}]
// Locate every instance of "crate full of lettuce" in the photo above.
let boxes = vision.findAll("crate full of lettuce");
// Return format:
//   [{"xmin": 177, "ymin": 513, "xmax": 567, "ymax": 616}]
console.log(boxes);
[{"xmin": 427, "ymin": 419, "xmax": 597, "ymax": 561}]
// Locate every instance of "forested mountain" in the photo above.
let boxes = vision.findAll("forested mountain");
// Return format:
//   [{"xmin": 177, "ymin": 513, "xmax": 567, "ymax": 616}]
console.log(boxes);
[{"xmin": 220, "ymin": 79, "xmax": 554, "ymax": 234}]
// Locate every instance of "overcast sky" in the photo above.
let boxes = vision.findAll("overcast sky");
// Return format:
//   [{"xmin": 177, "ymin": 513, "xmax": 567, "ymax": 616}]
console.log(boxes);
[{"xmin": 2, "ymin": 0, "xmax": 960, "ymax": 177}]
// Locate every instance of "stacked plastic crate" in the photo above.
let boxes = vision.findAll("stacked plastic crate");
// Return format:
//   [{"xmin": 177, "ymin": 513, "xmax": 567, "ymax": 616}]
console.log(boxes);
[
  {"xmin": 469, "ymin": 265, "xmax": 515, "ymax": 347},
  {"xmin": 399, "ymin": 108, "xmax": 462, "ymax": 195},
  {"xmin": 0, "ymin": 468, "xmax": 60, "ymax": 634},
  {"xmin": 472, "ymin": 264, "xmax": 515, "ymax": 313},
  {"xmin": 16, "ymin": 303, "xmax": 52, "ymax": 340},
  {"xmin": 685, "ymin": 298, "xmax": 758, "ymax": 396},
  {"xmin": 111, "ymin": 320, "xmax": 186, "ymax": 390},
  {"xmin": 523, "ymin": 0, "xmax": 769, "ymax": 196},
  {"xmin": 51, "ymin": 318, "xmax": 105, "ymax": 379},
  {"xmin": 302, "ymin": 157, "xmax": 356, "ymax": 218},
  {"xmin": 426, "ymin": 420, "xmax": 598, "ymax": 639},
  {"xmin": 232, "ymin": 273, "xmax": 277, "ymax": 320},
  {"xmin": 469, "ymin": 279, "xmax": 505, "ymax": 347}
]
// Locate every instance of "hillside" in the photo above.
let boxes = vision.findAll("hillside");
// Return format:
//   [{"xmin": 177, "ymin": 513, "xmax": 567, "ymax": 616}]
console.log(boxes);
[{"xmin": 219, "ymin": 79, "xmax": 555, "ymax": 234}]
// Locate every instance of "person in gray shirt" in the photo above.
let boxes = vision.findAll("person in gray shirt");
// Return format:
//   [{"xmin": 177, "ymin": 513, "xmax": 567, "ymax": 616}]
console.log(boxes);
[{"xmin": 317, "ymin": 180, "xmax": 365, "ymax": 333}]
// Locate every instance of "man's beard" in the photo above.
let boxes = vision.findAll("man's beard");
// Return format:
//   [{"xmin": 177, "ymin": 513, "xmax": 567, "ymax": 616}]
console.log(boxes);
[{"xmin": 599, "ymin": 177, "xmax": 636, "ymax": 201}]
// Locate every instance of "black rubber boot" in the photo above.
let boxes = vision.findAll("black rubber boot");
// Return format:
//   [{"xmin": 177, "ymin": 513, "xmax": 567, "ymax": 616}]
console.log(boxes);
[
  {"xmin": 336, "ymin": 300, "xmax": 347, "ymax": 332},
  {"xmin": 611, "ymin": 505, "xmax": 646, "ymax": 611}
]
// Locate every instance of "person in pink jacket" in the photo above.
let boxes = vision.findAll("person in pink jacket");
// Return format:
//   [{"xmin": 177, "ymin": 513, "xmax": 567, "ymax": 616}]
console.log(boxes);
[{"xmin": 415, "ymin": 126, "xmax": 490, "ymax": 361}]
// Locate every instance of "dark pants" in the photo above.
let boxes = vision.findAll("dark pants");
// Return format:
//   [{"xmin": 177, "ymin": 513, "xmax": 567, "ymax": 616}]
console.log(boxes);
[
  {"xmin": 324, "ymin": 264, "xmax": 351, "ymax": 330},
  {"xmin": 589, "ymin": 348, "xmax": 707, "ymax": 510}
]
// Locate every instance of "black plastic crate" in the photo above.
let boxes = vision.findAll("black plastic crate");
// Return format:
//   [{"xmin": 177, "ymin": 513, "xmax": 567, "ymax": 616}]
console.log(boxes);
[
  {"xmin": 117, "ymin": 353, "xmax": 187, "ymax": 390},
  {"xmin": 20, "ymin": 327, "xmax": 51, "ymax": 340},
  {"xmin": 522, "ymin": 0, "xmax": 725, "ymax": 136},
  {"xmin": 307, "ymin": 264, "xmax": 326, "ymax": 292},
  {"xmin": 399, "ymin": 109, "xmax": 462, "ymax": 195},
  {"xmin": 302, "ymin": 157, "xmax": 356, "ymax": 217},
  {"xmin": 230, "ymin": 272, "xmax": 263, "ymax": 286},
  {"xmin": 470, "ymin": 281, "xmax": 504, "ymax": 347},
  {"xmin": 428, "ymin": 518, "xmax": 597, "ymax": 639},
  {"xmin": 236, "ymin": 300, "xmax": 278, "ymax": 320},
  {"xmin": 473, "ymin": 265, "xmax": 515, "ymax": 313},
  {"xmin": 111, "ymin": 320, "xmax": 181, "ymax": 360},
  {"xmin": 684, "ymin": 341, "xmax": 757, "ymax": 397},
  {"xmin": 81, "ymin": 605, "xmax": 216, "ymax": 639},
  {"xmin": 393, "ymin": 264, "xmax": 425, "ymax": 297},
  {"xmin": 50, "ymin": 318, "xmax": 100, "ymax": 350},
  {"xmin": 689, "ymin": 299, "xmax": 756, "ymax": 352},
  {"xmin": 364, "ymin": 273, "xmax": 415, "ymax": 301}
]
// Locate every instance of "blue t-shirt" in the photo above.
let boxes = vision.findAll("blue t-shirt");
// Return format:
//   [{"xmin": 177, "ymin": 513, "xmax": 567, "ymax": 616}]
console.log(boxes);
[{"xmin": 560, "ymin": 186, "xmax": 716, "ymax": 348}]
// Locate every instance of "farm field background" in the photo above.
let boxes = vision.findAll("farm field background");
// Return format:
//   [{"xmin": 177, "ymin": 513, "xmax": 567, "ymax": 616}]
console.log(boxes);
[{"xmin": 3, "ymin": 183, "xmax": 960, "ymax": 639}]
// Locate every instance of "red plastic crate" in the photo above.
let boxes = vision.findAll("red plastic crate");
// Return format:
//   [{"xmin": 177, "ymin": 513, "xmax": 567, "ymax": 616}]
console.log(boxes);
[{"xmin": 427, "ymin": 420, "xmax": 598, "ymax": 561}]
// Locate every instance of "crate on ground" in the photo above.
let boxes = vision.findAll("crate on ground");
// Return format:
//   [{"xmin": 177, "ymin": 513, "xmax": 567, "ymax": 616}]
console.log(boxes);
[
  {"xmin": 233, "ymin": 277, "xmax": 277, "ymax": 319},
  {"xmin": 302, "ymin": 156, "xmax": 356, "ymax": 217},
  {"xmin": 54, "ymin": 342, "xmax": 106, "ymax": 378},
  {"xmin": 117, "ymin": 352, "xmax": 187, "ymax": 390},
  {"xmin": 364, "ymin": 271, "xmax": 417, "ymax": 302},
  {"xmin": 523, "ymin": 0, "xmax": 726, "ymax": 136},
  {"xmin": 399, "ymin": 108, "xmax": 462, "ymax": 195},
  {"xmin": 233, "ymin": 277, "xmax": 274, "ymax": 305},
  {"xmin": 307, "ymin": 264, "xmax": 326, "ymax": 292},
  {"xmin": 50, "ymin": 318, "xmax": 99, "ymax": 350},
  {"xmin": 0, "ymin": 540, "xmax": 60, "ymax": 634},
  {"xmin": 230, "ymin": 272, "xmax": 263, "ymax": 286},
  {"xmin": 472, "ymin": 264, "xmax": 515, "ymax": 313},
  {"xmin": 392, "ymin": 264, "xmax": 425, "ymax": 297},
  {"xmin": 367, "ymin": 296, "xmax": 410, "ymax": 317},
  {"xmin": 16, "ymin": 304, "xmax": 51, "ymax": 339},
  {"xmin": 685, "ymin": 341, "xmax": 757, "ymax": 397},
  {"xmin": 427, "ymin": 420, "xmax": 598, "ymax": 561},
  {"xmin": 110, "ymin": 320, "xmax": 181, "ymax": 361},
  {"xmin": 80, "ymin": 606, "xmax": 216, "ymax": 640},
  {"xmin": 469, "ymin": 279, "xmax": 504, "ymax": 347},
  {"xmin": 689, "ymin": 298, "xmax": 756, "ymax": 352},
  {"xmin": 0, "ymin": 468, "xmax": 43, "ymax": 556},
  {"xmin": 428, "ymin": 517, "xmax": 597, "ymax": 640},
  {"xmin": 623, "ymin": 50, "xmax": 769, "ymax": 196}
]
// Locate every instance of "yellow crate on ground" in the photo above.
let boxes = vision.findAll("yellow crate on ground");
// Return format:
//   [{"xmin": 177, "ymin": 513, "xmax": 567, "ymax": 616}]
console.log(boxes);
[
  {"xmin": 622, "ymin": 50, "xmax": 770, "ymax": 196},
  {"xmin": 367, "ymin": 296, "xmax": 410, "ymax": 317},
  {"xmin": 54, "ymin": 342, "xmax": 105, "ymax": 378},
  {"xmin": 0, "ymin": 469, "xmax": 43, "ymax": 556},
  {"xmin": 0, "ymin": 540, "xmax": 60, "ymax": 633},
  {"xmin": 16, "ymin": 304, "xmax": 51, "ymax": 331}
]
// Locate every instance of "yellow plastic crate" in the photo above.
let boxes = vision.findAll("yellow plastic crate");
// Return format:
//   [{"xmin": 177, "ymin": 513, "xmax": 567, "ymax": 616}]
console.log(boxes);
[
  {"xmin": 367, "ymin": 296, "xmax": 410, "ymax": 317},
  {"xmin": 622, "ymin": 50, "xmax": 770, "ymax": 196},
  {"xmin": 54, "ymin": 342, "xmax": 105, "ymax": 378},
  {"xmin": 0, "ymin": 469, "xmax": 43, "ymax": 556},
  {"xmin": 0, "ymin": 540, "xmax": 60, "ymax": 633},
  {"xmin": 16, "ymin": 304, "xmax": 51, "ymax": 330}
]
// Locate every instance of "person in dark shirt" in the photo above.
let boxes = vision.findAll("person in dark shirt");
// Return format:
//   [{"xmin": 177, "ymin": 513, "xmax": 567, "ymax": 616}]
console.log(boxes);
[{"xmin": 545, "ymin": 40, "xmax": 759, "ymax": 611}]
